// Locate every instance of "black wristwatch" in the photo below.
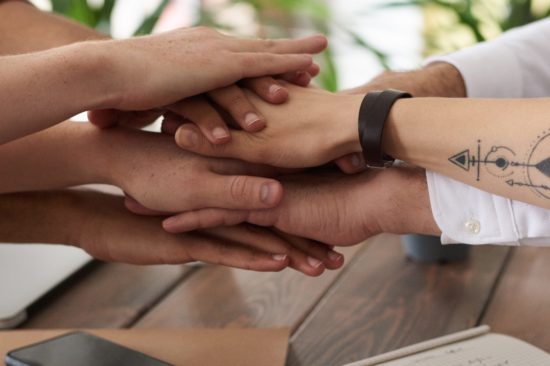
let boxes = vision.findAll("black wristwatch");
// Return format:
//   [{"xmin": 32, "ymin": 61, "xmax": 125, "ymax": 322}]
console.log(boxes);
[{"xmin": 358, "ymin": 89, "xmax": 412, "ymax": 168}]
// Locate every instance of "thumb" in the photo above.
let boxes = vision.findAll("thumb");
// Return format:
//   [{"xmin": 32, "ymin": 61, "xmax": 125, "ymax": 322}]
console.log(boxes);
[
  {"xmin": 162, "ymin": 207, "xmax": 279, "ymax": 233},
  {"xmin": 206, "ymin": 175, "xmax": 284, "ymax": 210},
  {"xmin": 124, "ymin": 195, "xmax": 173, "ymax": 216},
  {"xmin": 335, "ymin": 153, "xmax": 367, "ymax": 174}
]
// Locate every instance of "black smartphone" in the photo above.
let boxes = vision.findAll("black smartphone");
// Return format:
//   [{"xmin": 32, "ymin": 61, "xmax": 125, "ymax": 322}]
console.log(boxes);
[{"xmin": 5, "ymin": 331, "xmax": 173, "ymax": 366}]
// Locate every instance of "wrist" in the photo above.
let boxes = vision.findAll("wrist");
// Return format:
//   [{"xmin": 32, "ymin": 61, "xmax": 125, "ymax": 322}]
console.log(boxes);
[
  {"xmin": 332, "ymin": 94, "xmax": 364, "ymax": 156},
  {"xmin": 343, "ymin": 63, "xmax": 465, "ymax": 98},
  {"xmin": 71, "ymin": 123, "xmax": 120, "ymax": 186},
  {"xmin": 68, "ymin": 41, "xmax": 123, "ymax": 110},
  {"xmin": 376, "ymin": 167, "xmax": 440, "ymax": 236}
]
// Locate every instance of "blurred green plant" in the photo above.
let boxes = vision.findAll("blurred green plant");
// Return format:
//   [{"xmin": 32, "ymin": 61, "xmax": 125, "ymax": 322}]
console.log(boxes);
[
  {"xmin": 50, "ymin": 0, "xmax": 170, "ymax": 36},
  {"xmin": 197, "ymin": 0, "xmax": 390, "ymax": 91},
  {"xmin": 382, "ymin": 0, "xmax": 550, "ymax": 55},
  {"xmin": 50, "ymin": 0, "xmax": 390, "ymax": 91},
  {"xmin": 48, "ymin": 0, "xmax": 550, "ymax": 90}
]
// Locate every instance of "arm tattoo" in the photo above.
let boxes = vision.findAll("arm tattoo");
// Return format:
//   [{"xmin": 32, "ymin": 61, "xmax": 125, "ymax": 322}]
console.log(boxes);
[{"xmin": 448, "ymin": 129, "xmax": 550, "ymax": 200}]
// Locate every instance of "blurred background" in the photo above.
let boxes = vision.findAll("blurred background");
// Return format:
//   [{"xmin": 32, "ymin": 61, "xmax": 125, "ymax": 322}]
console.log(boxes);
[{"xmin": 28, "ymin": 0, "xmax": 550, "ymax": 91}]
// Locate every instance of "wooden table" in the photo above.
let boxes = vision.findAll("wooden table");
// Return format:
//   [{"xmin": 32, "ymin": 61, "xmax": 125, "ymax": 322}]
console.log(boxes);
[{"xmin": 20, "ymin": 235, "xmax": 550, "ymax": 365}]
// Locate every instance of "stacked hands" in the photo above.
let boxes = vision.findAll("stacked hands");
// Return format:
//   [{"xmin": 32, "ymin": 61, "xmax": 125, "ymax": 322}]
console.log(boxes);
[
  {"xmin": 5, "ymin": 4, "xmax": 547, "ymax": 276},
  {"xmin": 0, "ymin": 24, "xmax": 437, "ymax": 276},
  {"xmin": 83, "ymin": 70, "xmax": 436, "ymax": 276}
]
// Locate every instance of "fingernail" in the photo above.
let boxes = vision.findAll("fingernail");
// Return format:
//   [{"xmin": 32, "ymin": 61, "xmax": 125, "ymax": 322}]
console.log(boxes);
[
  {"xmin": 212, "ymin": 127, "xmax": 229, "ymax": 141},
  {"xmin": 162, "ymin": 217, "xmax": 178, "ymax": 231},
  {"xmin": 178, "ymin": 130, "xmax": 199, "ymax": 148},
  {"xmin": 269, "ymin": 84, "xmax": 283, "ymax": 96},
  {"xmin": 245, "ymin": 113, "xmax": 262, "ymax": 129},
  {"xmin": 307, "ymin": 256, "xmax": 323, "ymax": 268},
  {"xmin": 272, "ymin": 254, "xmax": 288, "ymax": 262},
  {"xmin": 328, "ymin": 251, "xmax": 343, "ymax": 262},
  {"xmin": 260, "ymin": 182, "xmax": 279, "ymax": 205}
]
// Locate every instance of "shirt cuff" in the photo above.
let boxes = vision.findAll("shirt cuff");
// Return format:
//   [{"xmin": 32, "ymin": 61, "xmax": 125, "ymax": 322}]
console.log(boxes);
[
  {"xmin": 424, "ymin": 41, "xmax": 523, "ymax": 98},
  {"xmin": 426, "ymin": 170, "xmax": 521, "ymax": 246}
]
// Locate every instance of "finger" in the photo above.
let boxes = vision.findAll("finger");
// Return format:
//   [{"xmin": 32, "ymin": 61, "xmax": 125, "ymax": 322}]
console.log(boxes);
[
  {"xmin": 306, "ymin": 63, "xmax": 321, "ymax": 78},
  {"xmin": 202, "ymin": 174, "xmax": 283, "ymax": 210},
  {"xmin": 239, "ymin": 53, "xmax": 314, "ymax": 79},
  {"xmin": 277, "ymin": 63, "xmax": 320, "ymax": 87},
  {"xmin": 234, "ymin": 34, "xmax": 327, "ymax": 54},
  {"xmin": 175, "ymin": 124, "xmax": 255, "ymax": 162},
  {"xmin": 163, "ymin": 209, "xmax": 251, "ymax": 233},
  {"xmin": 242, "ymin": 77, "xmax": 289, "ymax": 105},
  {"xmin": 335, "ymin": 153, "xmax": 367, "ymax": 174},
  {"xmin": 163, "ymin": 211, "xmax": 334, "ymax": 276},
  {"xmin": 186, "ymin": 233, "xmax": 289, "ymax": 272},
  {"xmin": 117, "ymin": 110, "xmax": 163, "ymax": 129},
  {"xmin": 161, "ymin": 112, "xmax": 184, "ymax": 135},
  {"xmin": 208, "ymin": 85, "xmax": 266, "ymax": 132},
  {"xmin": 203, "ymin": 225, "xmax": 325, "ymax": 276},
  {"xmin": 88, "ymin": 109, "xmax": 120, "ymax": 129},
  {"xmin": 209, "ymin": 158, "xmax": 279, "ymax": 178},
  {"xmin": 281, "ymin": 70, "xmax": 312, "ymax": 87},
  {"xmin": 124, "ymin": 195, "xmax": 172, "ymax": 216},
  {"xmin": 169, "ymin": 97, "xmax": 231, "ymax": 144},
  {"xmin": 163, "ymin": 208, "xmax": 343, "ymax": 270},
  {"xmin": 276, "ymin": 230, "xmax": 344, "ymax": 271}
]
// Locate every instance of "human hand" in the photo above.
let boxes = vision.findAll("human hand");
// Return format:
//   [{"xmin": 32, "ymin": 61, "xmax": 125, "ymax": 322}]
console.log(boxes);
[
  {"xmin": 95, "ymin": 28, "xmax": 326, "ymax": 113},
  {"xmin": 95, "ymin": 126, "xmax": 287, "ymax": 213},
  {"xmin": 68, "ymin": 189, "xmax": 343, "ymax": 275},
  {"xmin": 160, "ymin": 167, "xmax": 440, "ymax": 246},
  {"xmin": 168, "ymin": 83, "xmax": 364, "ymax": 169},
  {"xmin": 89, "ymin": 63, "xmax": 321, "ymax": 142}
]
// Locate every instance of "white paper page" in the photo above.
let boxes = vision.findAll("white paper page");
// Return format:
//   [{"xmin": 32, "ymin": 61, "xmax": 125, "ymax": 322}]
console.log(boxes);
[{"xmin": 377, "ymin": 334, "xmax": 549, "ymax": 366}]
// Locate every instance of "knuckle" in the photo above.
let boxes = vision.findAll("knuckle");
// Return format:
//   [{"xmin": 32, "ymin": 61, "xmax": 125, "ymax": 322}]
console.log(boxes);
[
  {"xmin": 227, "ymin": 93, "xmax": 248, "ymax": 107},
  {"xmin": 228, "ymin": 176, "xmax": 252, "ymax": 202}
]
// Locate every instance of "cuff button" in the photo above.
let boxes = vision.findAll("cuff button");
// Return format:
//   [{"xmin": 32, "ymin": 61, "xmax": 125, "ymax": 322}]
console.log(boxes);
[{"xmin": 465, "ymin": 219, "xmax": 481, "ymax": 235}]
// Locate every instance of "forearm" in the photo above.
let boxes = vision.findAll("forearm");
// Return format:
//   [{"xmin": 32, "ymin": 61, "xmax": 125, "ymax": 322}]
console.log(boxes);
[
  {"xmin": 0, "ymin": 190, "xmax": 86, "ymax": 245},
  {"xmin": 0, "ymin": 1, "xmax": 107, "ymax": 55},
  {"xmin": 0, "ymin": 42, "xmax": 116, "ymax": 143},
  {"xmin": 0, "ymin": 122, "xmax": 113, "ymax": 193},
  {"xmin": 382, "ymin": 98, "xmax": 550, "ymax": 209},
  {"xmin": 343, "ymin": 62, "xmax": 466, "ymax": 98}
]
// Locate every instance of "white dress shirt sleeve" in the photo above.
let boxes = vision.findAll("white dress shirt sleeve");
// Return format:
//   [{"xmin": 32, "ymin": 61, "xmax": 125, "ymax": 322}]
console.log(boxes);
[{"xmin": 422, "ymin": 19, "xmax": 550, "ymax": 246}]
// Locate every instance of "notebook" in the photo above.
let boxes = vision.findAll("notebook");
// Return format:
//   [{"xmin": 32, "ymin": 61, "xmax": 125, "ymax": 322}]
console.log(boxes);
[{"xmin": 344, "ymin": 326, "xmax": 549, "ymax": 366}]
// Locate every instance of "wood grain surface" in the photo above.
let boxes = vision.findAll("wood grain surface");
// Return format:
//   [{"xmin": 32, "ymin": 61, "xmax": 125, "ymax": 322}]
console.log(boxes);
[
  {"xmin": 17, "ymin": 234, "xmax": 550, "ymax": 366},
  {"xmin": 482, "ymin": 246, "xmax": 550, "ymax": 351},
  {"xmin": 287, "ymin": 236, "xmax": 510, "ymax": 366},
  {"xmin": 22, "ymin": 263, "xmax": 193, "ymax": 329},
  {"xmin": 134, "ymin": 245, "xmax": 366, "ymax": 330}
]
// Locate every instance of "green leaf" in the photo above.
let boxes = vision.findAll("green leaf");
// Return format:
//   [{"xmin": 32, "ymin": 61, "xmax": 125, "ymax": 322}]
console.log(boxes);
[
  {"xmin": 133, "ymin": 0, "xmax": 171, "ymax": 36},
  {"xmin": 344, "ymin": 28, "xmax": 390, "ymax": 70},
  {"xmin": 316, "ymin": 45, "xmax": 338, "ymax": 92},
  {"xmin": 51, "ymin": 0, "xmax": 101, "ymax": 27}
]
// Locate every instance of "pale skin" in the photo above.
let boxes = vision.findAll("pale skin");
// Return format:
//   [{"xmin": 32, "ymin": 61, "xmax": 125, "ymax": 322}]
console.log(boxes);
[
  {"xmin": 0, "ymin": 1, "xmax": 343, "ymax": 274},
  {"xmin": 172, "ymin": 66, "xmax": 550, "ymax": 211},
  {"xmin": 0, "ymin": 1, "xmax": 328, "ymax": 144},
  {"xmin": 155, "ymin": 65, "xmax": 462, "ymax": 242},
  {"xmin": 0, "ymin": 122, "xmax": 346, "ymax": 275},
  {"xmin": 0, "ymin": 1, "xmax": 323, "ymax": 134}
]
